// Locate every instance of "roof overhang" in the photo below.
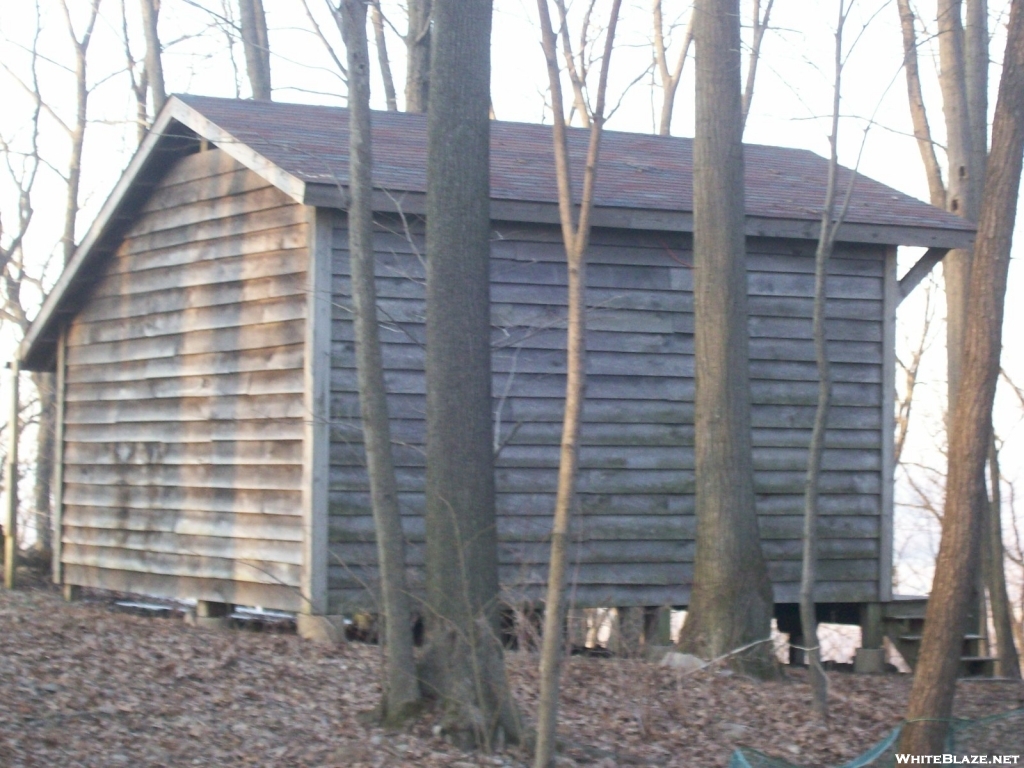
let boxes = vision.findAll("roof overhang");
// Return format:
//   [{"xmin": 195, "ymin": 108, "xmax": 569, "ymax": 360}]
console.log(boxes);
[{"xmin": 18, "ymin": 96, "xmax": 975, "ymax": 371}]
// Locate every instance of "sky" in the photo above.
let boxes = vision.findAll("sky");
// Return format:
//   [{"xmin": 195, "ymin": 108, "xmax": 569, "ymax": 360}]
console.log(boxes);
[{"xmin": 0, "ymin": 0, "xmax": 1022, "ymax": 594}]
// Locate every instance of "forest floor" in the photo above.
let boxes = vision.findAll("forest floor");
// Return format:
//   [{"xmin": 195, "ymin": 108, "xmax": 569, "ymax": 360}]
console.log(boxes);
[{"xmin": 1, "ymin": 577, "xmax": 1022, "ymax": 768}]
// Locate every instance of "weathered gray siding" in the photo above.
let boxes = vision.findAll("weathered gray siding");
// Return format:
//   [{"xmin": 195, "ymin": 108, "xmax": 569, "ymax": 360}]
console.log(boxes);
[
  {"xmin": 328, "ymin": 220, "xmax": 886, "ymax": 611},
  {"xmin": 59, "ymin": 149, "xmax": 309, "ymax": 611}
]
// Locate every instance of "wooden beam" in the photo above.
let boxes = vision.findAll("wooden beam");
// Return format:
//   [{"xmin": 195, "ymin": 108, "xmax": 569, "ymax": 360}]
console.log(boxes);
[
  {"xmin": 52, "ymin": 327, "xmax": 67, "ymax": 585},
  {"xmin": 897, "ymin": 247, "xmax": 948, "ymax": 303},
  {"xmin": 301, "ymin": 206, "xmax": 333, "ymax": 616},
  {"xmin": 879, "ymin": 246, "xmax": 898, "ymax": 603}
]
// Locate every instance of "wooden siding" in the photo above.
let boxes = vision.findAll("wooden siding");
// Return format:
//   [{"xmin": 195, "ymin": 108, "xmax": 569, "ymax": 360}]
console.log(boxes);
[
  {"xmin": 60, "ymin": 149, "xmax": 308, "ymax": 611},
  {"xmin": 327, "ymin": 220, "xmax": 887, "ymax": 611}
]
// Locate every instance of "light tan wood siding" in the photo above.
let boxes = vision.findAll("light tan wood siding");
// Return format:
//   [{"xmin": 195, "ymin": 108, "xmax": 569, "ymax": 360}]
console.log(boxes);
[
  {"xmin": 60, "ymin": 149, "xmax": 308, "ymax": 611},
  {"xmin": 327, "ymin": 221, "xmax": 887, "ymax": 611}
]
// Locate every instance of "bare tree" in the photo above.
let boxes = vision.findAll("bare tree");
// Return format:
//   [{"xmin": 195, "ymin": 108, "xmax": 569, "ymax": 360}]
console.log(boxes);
[
  {"xmin": 533, "ymin": 3, "xmax": 621, "ymax": 763},
  {"xmin": 901, "ymin": 0, "xmax": 1024, "ymax": 751},
  {"xmin": 800, "ymin": 0, "xmax": 862, "ymax": 721},
  {"xmin": 238, "ymin": 0, "xmax": 271, "ymax": 99},
  {"xmin": 58, "ymin": 0, "xmax": 102, "ymax": 266},
  {"xmin": 741, "ymin": 0, "xmax": 775, "ymax": 129},
  {"xmin": 370, "ymin": 2, "xmax": 398, "ymax": 111},
  {"xmin": 895, "ymin": 281, "xmax": 938, "ymax": 464},
  {"xmin": 405, "ymin": 0, "xmax": 431, "ymax": 112},
  {"xmin": 986, "ymin": 437, "xmax": 1022, "ymax": 678},
  {"xmin": 420, "ymin": 0, "xmax": 521, "ymax": 749},
  {"xmin": 896, "ymin": 0, "xmax": 946, "ymax": 207},
  {"xmin": 338, "ymin": 0, "xmax": 420, "ymax": 721},
  {"xmin": 120, "ymin": 0, "xmax": 151, "ymax": 145},
  {"xmin": 677, "ymin": 0, "xmax": 777, "ymax": 678},
  {"xmin": 652, "ymin": 0, "xmax": 693, "ymax": 136},
  {"xmin": 139, "ymin": 0, "xmax": 167, "ymax": 114}
]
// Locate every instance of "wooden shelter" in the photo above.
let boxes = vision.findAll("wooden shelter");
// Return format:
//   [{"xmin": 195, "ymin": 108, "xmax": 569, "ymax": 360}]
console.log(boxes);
[{"xmin": 18, "ymin": 96, "xmax": 973, "ymax": 645}]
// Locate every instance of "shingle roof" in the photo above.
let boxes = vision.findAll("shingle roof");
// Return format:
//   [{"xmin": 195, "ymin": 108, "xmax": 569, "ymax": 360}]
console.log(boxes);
[
  {"xmin": 18, "ymin": 95, "xmax": 972, "ymax": 371},
  {"xmin": 178, "ymin": 94, "xmax": 972, "ymax": 234}
]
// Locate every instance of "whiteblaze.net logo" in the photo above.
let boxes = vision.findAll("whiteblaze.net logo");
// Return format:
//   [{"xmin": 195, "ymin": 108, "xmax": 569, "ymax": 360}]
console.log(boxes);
[{"xmin": 895, "ymin": 756, "xmax": 1021, "ymax": 764}]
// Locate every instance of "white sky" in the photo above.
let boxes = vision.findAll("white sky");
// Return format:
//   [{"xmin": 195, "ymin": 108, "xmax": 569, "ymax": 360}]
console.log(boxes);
[{"xmin": 1, "ymin": 0, "xmax": 1022, "ymax": 590}]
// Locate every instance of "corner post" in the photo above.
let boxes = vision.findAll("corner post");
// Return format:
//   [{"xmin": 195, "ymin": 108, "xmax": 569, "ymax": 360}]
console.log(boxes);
[
  {"xmin": 879, "ymin": 246, "xmax": 898, "ymax": 604},
  {"xmin": 300, "ymin": 205, "xmax": 334, "ymax": 629},
  {"xmin": 3, "ymin": 360, "xmax": 20, "ymax": 589},
  {"xmin": 52, "ymin": 327, "xmax": 67, "ymax": 585}
]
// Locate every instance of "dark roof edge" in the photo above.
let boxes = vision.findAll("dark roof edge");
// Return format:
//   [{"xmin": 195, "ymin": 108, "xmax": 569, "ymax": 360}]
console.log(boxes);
[{"xmin": 307, "ymin": 181, "xmax": 976, "ymax": 250}]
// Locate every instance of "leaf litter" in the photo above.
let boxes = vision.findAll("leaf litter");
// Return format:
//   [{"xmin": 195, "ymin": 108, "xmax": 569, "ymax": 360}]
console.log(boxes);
[{"xmin": 1, "ymin": 585, "xmax": 1020, "ymax": 767}]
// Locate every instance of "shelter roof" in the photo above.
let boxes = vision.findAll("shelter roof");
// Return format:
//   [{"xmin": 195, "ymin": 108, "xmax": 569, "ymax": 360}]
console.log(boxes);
[{"xmin": 19, "ymin": 95, "xmax": 973, "ymax": 370}]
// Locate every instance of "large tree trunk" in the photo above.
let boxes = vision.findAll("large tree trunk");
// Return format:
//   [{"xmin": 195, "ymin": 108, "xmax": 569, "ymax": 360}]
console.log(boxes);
[
  {"xmin": 938, "ymin": 0, "xmax": 979, "ymax": 404},
  {"xmin": 532, "ymin": 4, "xmax": 621, "ymax": 764},
  {"xmin": 139, "ymin": 0, "xmax": 166, "ymax": 114},
  {"xmin": 405, "ymin": 0, "xmax": 431, "ymax": 112},
  {"xmin": 676, "ymin": 0, "xmax": 777, "ymax": 679},
  {"xmin": 420, "ymin": 0, "xmax": 520, "ymax": 750},
  {"xmin": 985, "ymin": 439, "xmax": 1022, "ymax": 678},
  {"xmin": 939, "ymin": 0, "xmax": 990, "ymax": 655},
  {"xmin": 338, "ymin": 0, "xmax": 421, "ymax": 723},
  {"xmin": 900, "ymin": 0, "xmax": 1024, "ymax": 752},
  {"xmin": 238, "ymin": 0, "xmax": 272, "ymax": 100}
]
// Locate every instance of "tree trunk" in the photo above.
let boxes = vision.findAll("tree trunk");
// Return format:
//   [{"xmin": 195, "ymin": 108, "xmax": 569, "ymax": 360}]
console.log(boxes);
[
  {"xmin": 238, "ymin": 0, "xmax": 272, "ymax": 100},
  {"xmin": 653, "ymin": 0, "xmax": 693, "ymax": 137},
  {"xmin": 985, "ymin": 439, "xmax": 1022, "ymax": 678},
  {"xmin": 405, "ymin": 0, "xmax": 431, "ymax": 112},
  {"xmin": 740, "ymin": 0, "xmax": 774, "ymax": 131},
  {"xmin": 139, "ymin": 0, "xmax": 166, "ymax": 114},
  {"xmin": 532, "ymin": 3, "xmax": 621, "ymax": 763},
  {"xmin": 30, "ymin": 374, "xmax": 54, "ymax": 556},
  {"xmin": 800, "ymin": 1, "xmax": 852, "ymax": 722},
  {"xmin": 896, "ymin": 0, "xmax": 947, "ymax": 207},
  {"xmin": 338, "ymin": 0, "xmax": 421, "ymax": 723},
  {"xmin": 677, "ymin": 0, "xmax": 777, "ymax": 679},
  {"xmin": 420, "ymin": 0, "xmax": 520, "ymax": 750},
  {"xmin": 369, "ymin": 2, "xmax": 398, "ymax": 111},
  {"xmin": 900, "ymin": 0, "xmax": 1024, "ymax": 752},
  {"xmin": 49, "ymin": 0, "xmax": 100, "ymax": 559},
  {"xmin": 938, "ymin": 0, "xmax": 978, "ymax": 405}
]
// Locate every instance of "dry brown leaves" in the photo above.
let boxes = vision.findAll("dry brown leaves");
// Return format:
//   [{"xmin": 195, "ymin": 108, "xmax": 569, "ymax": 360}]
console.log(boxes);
[{"xmin": 1, "ymin": 586, "xmax": 1020, "ymax": 767}]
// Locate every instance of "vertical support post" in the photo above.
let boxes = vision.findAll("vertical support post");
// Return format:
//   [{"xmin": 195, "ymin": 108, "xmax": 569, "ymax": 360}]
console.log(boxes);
[
  {"xmin": 300, "ymin": 206, "xmax": 333, "ymax": 618},
  {"xmin": 643, "ymin": 605, "xmax": 673, "ymax": 646},
  {"xmin": 855, "ymin": 602, "xmax": 886, "ymax": 674},
  {"xmin": 52, "ymin": 327, "xmax": 67, "ymax": 585},
  {"xmin": 860, "ymin": 602, "xmax": 884, "ymax": 648},
  {"xmin": 879, "ymin": 246, "xmax": 898, "ymax": 603},
  {"xmin": 3, "ymin": 360, "xmax": 20, "ymax": 589}
]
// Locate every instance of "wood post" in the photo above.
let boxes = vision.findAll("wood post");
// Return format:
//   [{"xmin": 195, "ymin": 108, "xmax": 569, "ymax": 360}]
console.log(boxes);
[
  {"xmin": 612, "ymin": 606, "xmax": 644, "ymax": 657},
  {"xmin": 193, "ymin": 600, "xmax": 233, "ymax": 629},
  {"xmin": 643, "ymin": 606, "xmax": 673, "ymax": 646},
  {"xmin": 855, "ymin": 602, "xmax": 886, "ymax": 674},
  {"xmin": 860, "ymin": 602, "xmax": 884, "ymax": 649},
  {"xmin": 3, "ymin": 361, "xmax": 19, "ymax": 590},
  {"xmin": 62, "ymin": 584, "xmax": 81, "ymax": 602}
]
